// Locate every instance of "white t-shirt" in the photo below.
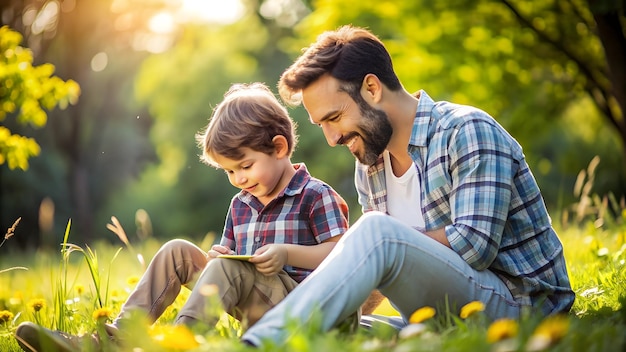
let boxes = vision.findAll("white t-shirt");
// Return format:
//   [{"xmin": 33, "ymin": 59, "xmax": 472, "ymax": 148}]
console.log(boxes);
[{"xmin": 383, "ymin": 150, "xmax": 425, "ymax": 228}]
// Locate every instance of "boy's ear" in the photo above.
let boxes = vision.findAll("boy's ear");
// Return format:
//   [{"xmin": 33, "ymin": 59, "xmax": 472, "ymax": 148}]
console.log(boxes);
[{"xmin": 272, "ymin": 135, "xmax": 290, "ymax": 158}]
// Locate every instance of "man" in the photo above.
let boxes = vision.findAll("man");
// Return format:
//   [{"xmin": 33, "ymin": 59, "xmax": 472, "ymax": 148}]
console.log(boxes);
[{"xmin": 240, "ymin": 25, "xmax": 574, "ymax": 347}]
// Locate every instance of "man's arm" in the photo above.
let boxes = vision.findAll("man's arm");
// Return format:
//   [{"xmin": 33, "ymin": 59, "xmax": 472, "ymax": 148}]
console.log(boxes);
[{"xmin": 443, "ymin": 118, "xmax": 514, "ymax": 270}]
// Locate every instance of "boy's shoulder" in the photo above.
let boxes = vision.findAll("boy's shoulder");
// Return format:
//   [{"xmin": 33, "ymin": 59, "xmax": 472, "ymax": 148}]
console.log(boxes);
[{"xmin": 291, "ymin": 163, "xmax": 337, "ymax": 195}]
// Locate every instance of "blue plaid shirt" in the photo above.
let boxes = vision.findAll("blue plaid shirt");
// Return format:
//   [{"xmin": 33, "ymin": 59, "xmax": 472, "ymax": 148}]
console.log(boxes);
[
  {"xmin": 355, "ymin": 91, "xmax": 574, "ymax": 315},
  {"xmin": 221, "ymin": 163, "xmax": 349, "ymax": 282}
]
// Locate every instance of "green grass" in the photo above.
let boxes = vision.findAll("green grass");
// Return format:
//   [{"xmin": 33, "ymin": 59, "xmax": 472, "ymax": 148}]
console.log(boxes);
[{"xmin": 1, "ymin": 212, "xmax": 625, "ymax": 351}]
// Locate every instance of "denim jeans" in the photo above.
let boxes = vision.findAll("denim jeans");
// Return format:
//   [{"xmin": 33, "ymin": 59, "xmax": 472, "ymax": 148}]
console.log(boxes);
[{"xmin": 242, "ymin": 211, "xmax": 520, "ymax": 346}]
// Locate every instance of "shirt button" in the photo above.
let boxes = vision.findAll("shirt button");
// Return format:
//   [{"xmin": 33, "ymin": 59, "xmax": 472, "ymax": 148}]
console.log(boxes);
[{"xmin": 255, "ymin": 236, "xmax": 260, "ymax": 242}]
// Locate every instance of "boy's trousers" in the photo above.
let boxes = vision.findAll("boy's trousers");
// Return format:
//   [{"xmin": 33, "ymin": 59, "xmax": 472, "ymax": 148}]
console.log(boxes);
[{"xmin": 113, "ymin": 239, "xmax": 298, "ymax": 328}]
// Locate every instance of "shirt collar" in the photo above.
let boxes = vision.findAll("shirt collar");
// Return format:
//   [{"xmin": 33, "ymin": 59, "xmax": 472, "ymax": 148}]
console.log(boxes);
[
  {"xmin": 410, "ymin": 89, "xmax": 435, "ymax": 147},
  {"xmin": 282, "ymin": 163, "xmax": 310, "ymax": 197}
]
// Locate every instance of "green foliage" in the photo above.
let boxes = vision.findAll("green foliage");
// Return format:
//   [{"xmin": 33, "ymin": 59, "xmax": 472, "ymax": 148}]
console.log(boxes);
[
  {"xmin": 52, "ymin": 220, "xmax": 73, "ymax": 332},
  {"xmin": 0, "ymin": 26, "xmax": 80, "ymax": 170}
]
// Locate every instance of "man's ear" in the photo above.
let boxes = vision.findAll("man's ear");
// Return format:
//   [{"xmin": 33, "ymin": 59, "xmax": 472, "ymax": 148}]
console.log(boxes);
[
  {"xmin": 272, "ymin": 135, "xmax": 290, "ymax": 158},
  {"xmin": 361, "ymin": 73, "xmax": 383, "ymax": 104}
]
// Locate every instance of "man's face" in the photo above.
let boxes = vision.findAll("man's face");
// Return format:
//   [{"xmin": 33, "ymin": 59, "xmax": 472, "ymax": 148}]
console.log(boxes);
[{"xmin": 302, "ymin": 75, "xmax": 392, "ymax": 165}]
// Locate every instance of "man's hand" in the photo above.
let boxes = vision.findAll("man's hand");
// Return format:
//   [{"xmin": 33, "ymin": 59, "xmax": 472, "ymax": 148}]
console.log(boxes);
[
  {"xmin": 250, "ymin": 244, "xmax": 288, "ymax": 276},
  {"xmin": 208, "ymin": 244, "xmax": 234, "ymax": 258}
]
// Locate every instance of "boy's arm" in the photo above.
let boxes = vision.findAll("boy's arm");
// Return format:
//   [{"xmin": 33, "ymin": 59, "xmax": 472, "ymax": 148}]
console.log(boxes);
[
  {"xmin": 252, "ymin": 181, "xmax": 349, "ymax": 276},
  {"xmin": 250, "ymin": 236, "xmax": 341, "ymax": 276},
  {"xmin": 285, "ymin": 235, "xmax": 342, "ymax": 269}
]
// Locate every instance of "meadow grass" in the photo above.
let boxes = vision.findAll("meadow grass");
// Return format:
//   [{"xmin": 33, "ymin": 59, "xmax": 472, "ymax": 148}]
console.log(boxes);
[{"xmin": 1, "ymin": 209, "xmax": 625, "ymax": 351}]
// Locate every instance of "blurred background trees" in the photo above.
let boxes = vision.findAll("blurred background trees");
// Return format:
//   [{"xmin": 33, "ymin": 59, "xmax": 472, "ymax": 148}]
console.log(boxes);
[
  {"xmin": 0, "ymin": 26, "xmax": 79, "ymax": 171},
  {"xmin": 1, "ymin": 0, "xmax": 624, "ymax": 249}
]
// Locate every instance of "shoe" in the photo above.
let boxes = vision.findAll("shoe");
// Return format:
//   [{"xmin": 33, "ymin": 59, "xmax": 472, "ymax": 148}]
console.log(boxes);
[
  {"xmin": 360, "ymin": 314, "xmax": 407, "ymax": 330},
  {"xmin": 14, "ymin": 322, "xmax": 80, "ymax": 352}
]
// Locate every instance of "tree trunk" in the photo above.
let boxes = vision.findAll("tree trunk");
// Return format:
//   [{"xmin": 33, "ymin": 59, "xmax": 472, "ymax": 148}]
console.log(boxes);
[{"xmin": 590, "ymin": 1, "xmax": 626, "ymax": 171}]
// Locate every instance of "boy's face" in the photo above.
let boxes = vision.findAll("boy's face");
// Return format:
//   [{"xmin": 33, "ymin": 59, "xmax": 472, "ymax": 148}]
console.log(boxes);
[
  {"xmin": 302, "ymin": 74, "xmax": 392, "ymax": 166},
  {"xmin": 212, "ymin": 148, "xmax": 287, "ymax": 204}
]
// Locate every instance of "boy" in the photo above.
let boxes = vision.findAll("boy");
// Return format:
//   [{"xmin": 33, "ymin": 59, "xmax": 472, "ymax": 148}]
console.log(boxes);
[{"xmin": 15, "ymin": 83, "xmax": 350, "ymax": 351}]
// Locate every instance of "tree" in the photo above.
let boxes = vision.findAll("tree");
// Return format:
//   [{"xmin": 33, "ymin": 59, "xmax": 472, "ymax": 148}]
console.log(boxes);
[
  {"xmin": 499, "ymin": 0, "xmax": 625, "ymax": 161},
  {"xmin": 0, "ymin": 26, "xmax": 79, "ymax": 170}
]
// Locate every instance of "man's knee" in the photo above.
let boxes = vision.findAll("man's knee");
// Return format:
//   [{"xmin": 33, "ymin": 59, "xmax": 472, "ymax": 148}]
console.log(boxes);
[
  {"xmin": 348, "ymin": 211, "xmax": 395, "ymax": 239},
  {"xmin": 357, "ymin": 211, "xmax": 390, "ymax": 226}
]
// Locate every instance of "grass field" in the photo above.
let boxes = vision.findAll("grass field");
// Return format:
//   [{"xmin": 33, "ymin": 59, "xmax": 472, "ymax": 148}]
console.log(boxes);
[{"xmin": 1, "ymin": 209, "xmax": 625, "ymax": 351}]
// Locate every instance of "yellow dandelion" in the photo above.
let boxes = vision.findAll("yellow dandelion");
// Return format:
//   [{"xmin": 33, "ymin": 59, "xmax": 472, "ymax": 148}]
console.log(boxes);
[
  {"xmin": 150, "ymin": 324, "xmax": 200, "ymax": 350},
  {"xmin": 528, "ymin": 314, "xmax": 570, "ymax": 349},
  {"xmin": 28, "ymin": 298, "xmax": 46, "ymax": 312},
  {"xmin": 0, "ymin": 310, "xmax": 14, "ymax": 324},
  {"xmin": 74, "ymin": 284, "xmax": 85, "ymax": 296},
  {"xmin": 409, "ymin": 306, "xmax": 436, "ymax": 324},
  {"xmin": 460, "ymin": 301, "xmax": 485, "ymax": 319},
  {"xmin": 92, "ymin": 307, "xmax": 114, "ymax": 321},
  {"xmin": 126, "ymin": 276, "xmax": 140, "ymax": 286},
  {"xmin": 487, "ymin": 318, "xmax": 519, "ymax": 343}
]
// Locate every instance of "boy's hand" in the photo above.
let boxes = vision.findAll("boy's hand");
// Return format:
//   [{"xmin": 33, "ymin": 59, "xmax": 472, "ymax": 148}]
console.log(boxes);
[
  {"xmin": 209, "ymin": 244, "xmax": 234, "ymax": 258},
  {"xmin": 250, "ymin": 244, "xmax": 287, "ymax": 276}
]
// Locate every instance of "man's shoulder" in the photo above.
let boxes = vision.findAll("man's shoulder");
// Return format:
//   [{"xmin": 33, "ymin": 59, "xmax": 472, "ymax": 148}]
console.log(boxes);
[{"xmin": 432, "ymin": 101, "xmax": 494, "ymax": 130}]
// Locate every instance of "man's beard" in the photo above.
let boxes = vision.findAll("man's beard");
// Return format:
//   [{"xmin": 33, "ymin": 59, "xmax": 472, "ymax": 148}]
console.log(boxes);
[{"xmin": 354, "ymin": 101, "xmax": 393, "ymax": 166}]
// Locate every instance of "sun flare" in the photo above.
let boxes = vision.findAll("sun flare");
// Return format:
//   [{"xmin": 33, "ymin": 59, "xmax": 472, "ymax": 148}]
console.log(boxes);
[{"xmin": 178, "ymin": 0, "xmax": 245, "ymax": 24}]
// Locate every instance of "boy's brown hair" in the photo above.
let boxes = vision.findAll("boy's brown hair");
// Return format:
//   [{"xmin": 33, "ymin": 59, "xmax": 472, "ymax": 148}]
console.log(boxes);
[{"xmin": 196, "ymin": 83, "xmax": 298, "ymax": 168}]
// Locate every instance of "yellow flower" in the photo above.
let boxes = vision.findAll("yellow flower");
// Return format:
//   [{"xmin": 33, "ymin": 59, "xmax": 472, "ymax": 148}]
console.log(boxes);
[
  {"xmin": 150, "ymin": 324, "xmax": 200, "ymax": 350},
  {"xmin": 126, "ymin": 276, "xmax": 140, "ymax": 286},
  {"xmin": 0, "ymin": 310, "xmax": 14, "ymax": 324},
  {"xmin": 28, "ymin": 298, "xmax": 46, "ymax": 312},
  {"xmin": 487, "ymin": 318, "xmax": 519, "ymax": 343},
  {"xmin": 409, "ymin": 306, "xmax": 436, "ymax": 324},
  {"xmin": 460, "ymin": 301, "xmax": 485, "ymax": 319},
  {"xmin": 92, "ymin": 307, "xmax": 113, "ymax": 321},
  {"xmin": 527, "ymin": 314, "xmax": 570, "ymax": 350},
  {"xmin": 74, "ymin": 284, "xmax": 85, "ymax": 296}
]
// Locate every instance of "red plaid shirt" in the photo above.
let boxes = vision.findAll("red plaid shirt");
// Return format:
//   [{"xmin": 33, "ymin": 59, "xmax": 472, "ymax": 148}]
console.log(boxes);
[{"xmin": 220, "ymin": 163, "xmax": 349, "ymax": 282}]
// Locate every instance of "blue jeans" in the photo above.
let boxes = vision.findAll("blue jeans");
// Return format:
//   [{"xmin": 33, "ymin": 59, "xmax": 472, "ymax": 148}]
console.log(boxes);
[{"xmin": 242, "ymin": 211, "xmax": 520, "ymax": 346}]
